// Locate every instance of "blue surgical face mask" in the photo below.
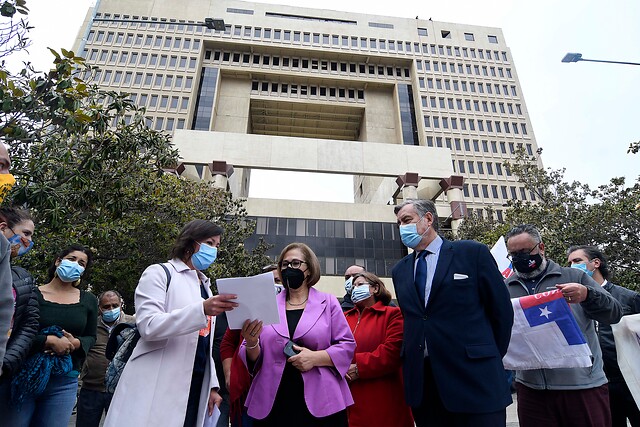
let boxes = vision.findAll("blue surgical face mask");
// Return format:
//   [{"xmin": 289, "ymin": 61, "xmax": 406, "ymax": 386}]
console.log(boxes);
[
  {"xmin": 56, "ymin": 259, "xmax": 85, "ymax": 283},
  {"xmin": 192, "ymin": 242, "xmax": 218, "ymax": 270},
  {"xmin": 344, "ymin": 277, "xmax": 354, "ymax": 294},
  {"xmin": 571, "ymin": 262, "xmax": 594, "ymax": 277},
  {"xmin": 399, "ymin": 216, "xmax": 430, "ymax": 249},
  {"xmin": 102, "ymin": 307, "xmax": 121, "ymax": 323},
  {"xmin": 8, "ymin": 233, "xmax": 34, "ymax": 256},
  {"xmin": 351, "ymin": 284, "xmax": 373, "ymax": 304}
]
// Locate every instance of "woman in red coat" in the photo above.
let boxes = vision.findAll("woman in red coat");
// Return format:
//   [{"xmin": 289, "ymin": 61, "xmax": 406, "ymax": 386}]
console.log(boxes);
[{"xmin": 344, "ymin": 271, "xmax": 413, "ymax": 427}]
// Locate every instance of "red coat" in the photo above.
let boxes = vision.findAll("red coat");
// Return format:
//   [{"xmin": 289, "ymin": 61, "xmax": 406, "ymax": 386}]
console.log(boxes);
[{"xmin": 345, "ymin": 301, "xmax": 414, "ymax": 427}]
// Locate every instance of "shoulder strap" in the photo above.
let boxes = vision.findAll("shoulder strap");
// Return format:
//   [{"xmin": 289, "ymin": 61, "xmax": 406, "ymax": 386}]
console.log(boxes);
[{"xmin": 158, "ymin": 263, "xmax": 171, "ymax": 292}]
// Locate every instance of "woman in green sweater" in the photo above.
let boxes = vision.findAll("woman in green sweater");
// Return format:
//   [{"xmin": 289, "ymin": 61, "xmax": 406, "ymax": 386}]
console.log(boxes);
[{"xmin": 8, "ymin": 244, "xmax": 98, "ymax": 427}]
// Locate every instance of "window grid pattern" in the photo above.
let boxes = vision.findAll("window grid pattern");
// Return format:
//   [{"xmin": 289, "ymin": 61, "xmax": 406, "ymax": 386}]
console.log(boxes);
[{"xmin": 245, "ymin": 217, "xmax": 406, "ymax": 277}]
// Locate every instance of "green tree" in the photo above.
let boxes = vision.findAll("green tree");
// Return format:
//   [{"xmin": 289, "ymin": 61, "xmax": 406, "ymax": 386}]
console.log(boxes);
[
  {"xmin": 1, "ymin": 47, "xmax": 271, "ymax": 306},
  {"xmin": 456, "ymin": 149, "xmax": 640, "ymax": 290}
]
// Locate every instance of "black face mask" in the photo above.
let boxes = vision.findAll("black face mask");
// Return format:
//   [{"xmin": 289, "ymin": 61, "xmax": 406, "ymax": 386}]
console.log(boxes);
[
  {"xmin": 282, "ymin": 268, "xmax": 306, "ymax": 290},
  {"xmin": 512, "ymin": 253, "xmax": 543, "ymax": 274}
]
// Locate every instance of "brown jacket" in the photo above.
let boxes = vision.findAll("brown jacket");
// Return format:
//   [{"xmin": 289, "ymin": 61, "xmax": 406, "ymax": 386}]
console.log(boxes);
[{"xmin": 80, "ymin": 312, "xmax": 135, "ymax": 392}]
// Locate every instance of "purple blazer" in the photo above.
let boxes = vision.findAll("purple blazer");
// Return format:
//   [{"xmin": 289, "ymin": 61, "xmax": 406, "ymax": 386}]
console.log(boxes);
[{"xmin": 240, "ymin": 287, "xmax": 355, "ymax": 419}]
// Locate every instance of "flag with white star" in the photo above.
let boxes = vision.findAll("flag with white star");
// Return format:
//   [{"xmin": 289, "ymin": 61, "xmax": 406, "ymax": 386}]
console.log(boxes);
[{"xmin": 503, "ymin": 289, "xmax": 592, "ymax": 370}]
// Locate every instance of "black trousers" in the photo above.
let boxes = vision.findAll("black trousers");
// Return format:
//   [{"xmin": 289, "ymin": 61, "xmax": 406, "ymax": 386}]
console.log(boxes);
[
  {"xmin": 183, "ymin": 370, "xmax": 205, "ymax": 427},
  {"xmin": 608, "ymin": 381, "xmax": 640, "ymax": 427},
  {"xmin": 411, "ymin": 358, "xmax": 506, "ymax": 427}
]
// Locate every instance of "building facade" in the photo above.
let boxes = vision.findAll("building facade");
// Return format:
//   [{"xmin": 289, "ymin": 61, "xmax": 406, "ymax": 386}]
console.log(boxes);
[{"xmin": 73, "ymin": 0, "xmax": 541, "ymax": 292}]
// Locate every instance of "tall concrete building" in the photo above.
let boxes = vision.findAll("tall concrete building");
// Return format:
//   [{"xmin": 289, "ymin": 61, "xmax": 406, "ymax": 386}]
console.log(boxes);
[{"xmin": 73, "ymin": 0, "xmax": 541, "ymax": 293}]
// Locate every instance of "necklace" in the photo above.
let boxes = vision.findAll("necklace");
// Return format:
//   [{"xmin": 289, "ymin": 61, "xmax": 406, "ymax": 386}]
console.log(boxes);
[{"xmin": 287, "ymin": 297, "xmax": 308, "ymax": 307}]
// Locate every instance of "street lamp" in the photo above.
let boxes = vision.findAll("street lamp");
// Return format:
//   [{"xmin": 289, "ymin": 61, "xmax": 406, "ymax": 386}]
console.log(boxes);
[{"xmin": 561, "ymin": 52, "xmax": 640, "ymax": 66}]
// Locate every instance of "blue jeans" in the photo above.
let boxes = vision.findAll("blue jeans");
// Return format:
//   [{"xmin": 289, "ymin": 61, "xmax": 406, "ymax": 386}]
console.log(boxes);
[
  {"xmin": 6, "ymin": 374, "xmax": 78, "ymax": 427},
  {"xmin": 75, "ymin": 388, "xmax": 113, "ymax": 427}
]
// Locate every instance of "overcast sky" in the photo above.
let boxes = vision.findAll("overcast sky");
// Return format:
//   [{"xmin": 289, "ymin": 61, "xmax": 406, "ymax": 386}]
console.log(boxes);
[{"xmin": 7, "ymin": 0, "xmax": 639, "ymax": 202}]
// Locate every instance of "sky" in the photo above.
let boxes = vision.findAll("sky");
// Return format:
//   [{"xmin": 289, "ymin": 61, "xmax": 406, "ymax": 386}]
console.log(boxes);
[{"xmin": 7, "ymin": 0, "xmax": 639, "ymax": 202}]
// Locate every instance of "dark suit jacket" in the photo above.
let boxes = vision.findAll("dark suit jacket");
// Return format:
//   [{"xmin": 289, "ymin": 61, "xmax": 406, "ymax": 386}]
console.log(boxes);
[{"xmin": 391, "ymin": 238, "xmax": 513, "ymax": 413}]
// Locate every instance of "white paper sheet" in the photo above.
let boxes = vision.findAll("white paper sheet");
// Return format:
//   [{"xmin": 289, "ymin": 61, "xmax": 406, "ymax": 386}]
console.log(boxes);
[
  {"xmin": 216, "ymin": 272, "xmax": 280, "ymax": 329},
  {"xmin": 203, "ymin": 405, "xmax": 221, "ymax": 427}
]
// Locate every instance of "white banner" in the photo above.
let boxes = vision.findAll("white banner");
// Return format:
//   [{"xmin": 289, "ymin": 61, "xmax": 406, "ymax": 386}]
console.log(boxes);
[{"xmin": 612, "ymin": 313, "xmax": 640, "ymax": 407}]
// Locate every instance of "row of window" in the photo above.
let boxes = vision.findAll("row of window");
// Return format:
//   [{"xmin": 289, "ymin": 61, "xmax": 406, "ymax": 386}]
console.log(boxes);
[
  {"xmin": 251, "ymin": 80, "xmax": 365, "ymax": 102},
  {"xmin": 86, "ymin": 30, "xmax": 201, "ymax": 52},
  {"xmin": 206, "ymin": 49, "xmax": 411, "ymax": 80},
  {"xmin": 92, "ymin": 14, "xmax": 510, "ymax": 64},
  {"xmin": 424, "ymin": 116, "xmax": 528, "ymax": 135},
  {"xmin": 125, "ymin": 92, "xmax": 190, "ymax": 112},
  {"xmin": 93, "ymin": 13, "xmax": 211, "ymax": 35},
  {"xmin": 419, "ymin": 77, "xmax": 519, "ymax": 99},
  {"xmin": 85, "ymin": 49, "xmax": 198, "ymax": 72},
  {"xmin": 418, "ymin": 28, "xmax": 499, "ymax": 45},
  {"xmin": 116, "ymin": 114, "xmax": 186, "ymax": 133},
  {"xmin": 417, "ymin": 60, "xmax": 513, "ymax": 80},
  {"xmin": 463, "ymin": 183, "xmax": 537, "ymax": 202},
  {"xmin": 468, "ymin": 208, "xmax": 505, "ymax": 222},
  {"xmin": 218, "ymin": 24, "xmax": 510, "ymax": 63},
  {"xmin": 84, "ymin": 68, "xmax": 195, "ymax": 93},
  {"xmin": 423, "ymin": 97, "xmax": 523, "ymax": 117},
  {"xmin": 430, "ymin": 137, "xmax": 534, "ymax": 155}
]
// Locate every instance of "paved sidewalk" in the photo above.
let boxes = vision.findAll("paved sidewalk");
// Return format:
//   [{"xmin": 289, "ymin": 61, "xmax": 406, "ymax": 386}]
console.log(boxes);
[{"xmin": 68, "ymin": 395, "xmax": 521, "ymax": 427}]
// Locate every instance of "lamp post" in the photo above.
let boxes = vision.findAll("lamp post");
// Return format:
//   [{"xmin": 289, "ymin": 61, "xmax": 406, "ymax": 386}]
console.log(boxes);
[{"xmin": 561, "ymin": 52, "xmax": 640, "ymax": 66}]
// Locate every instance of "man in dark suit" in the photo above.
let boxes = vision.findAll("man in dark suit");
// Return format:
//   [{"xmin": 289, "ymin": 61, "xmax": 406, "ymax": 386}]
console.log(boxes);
[{"xmin": 391, "ymin": 199, "xmax": 514, "ymax": 427}]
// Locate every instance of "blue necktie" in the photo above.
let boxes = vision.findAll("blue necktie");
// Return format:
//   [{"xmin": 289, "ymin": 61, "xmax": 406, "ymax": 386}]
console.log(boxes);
[{"xmin": 415, "ymin": 250, "xmax": 429, "ymax": 306}]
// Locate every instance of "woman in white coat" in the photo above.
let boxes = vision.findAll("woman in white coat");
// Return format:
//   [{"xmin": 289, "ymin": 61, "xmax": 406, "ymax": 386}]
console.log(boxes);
[{"xmin": 104, "ymin": 220, "xmax": 238, "ymax": 427}]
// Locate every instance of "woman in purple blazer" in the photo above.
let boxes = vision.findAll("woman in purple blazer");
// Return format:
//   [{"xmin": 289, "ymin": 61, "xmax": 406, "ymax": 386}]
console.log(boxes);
[{"xmin": 240, "ymin": 243, "xmax": 355, "ymax": 427}]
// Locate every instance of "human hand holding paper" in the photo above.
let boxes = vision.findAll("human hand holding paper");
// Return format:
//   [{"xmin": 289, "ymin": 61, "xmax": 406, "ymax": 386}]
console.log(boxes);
[{"xmin": 216, "ymin": 273, "xmax": 280, "ymax": 329}]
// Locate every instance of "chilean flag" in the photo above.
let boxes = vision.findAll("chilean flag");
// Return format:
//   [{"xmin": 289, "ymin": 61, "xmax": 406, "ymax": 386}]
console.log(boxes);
[
  {"xmin": 503, "ymin": 290, "xmax": 592, "ymax": 370},
  {"xmin": 490, "ymin": 236, "xmax": 513, "ymax": 279}
]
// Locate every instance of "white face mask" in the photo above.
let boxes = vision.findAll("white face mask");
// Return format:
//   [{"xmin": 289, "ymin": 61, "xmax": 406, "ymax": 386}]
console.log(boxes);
[
  {"xmin": 351, "ymin": 284, "xmax": 372, "ymax": 304},
  {"xmin": 344, "ymin": 276, "xmax": 354, "ymax": 294}
]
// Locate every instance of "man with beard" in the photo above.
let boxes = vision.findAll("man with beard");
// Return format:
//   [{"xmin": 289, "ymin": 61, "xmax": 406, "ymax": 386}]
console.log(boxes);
[
  {"xmin": 567, "ymin": 245, "xmax": 640, "ymax": 427},
  {"xmin": 505, "ymin": 224, "xmax": 623, "ymax": 427}
]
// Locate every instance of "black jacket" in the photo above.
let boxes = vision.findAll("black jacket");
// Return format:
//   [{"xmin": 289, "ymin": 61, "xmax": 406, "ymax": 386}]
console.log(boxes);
[
  {"xmin": 599, "ymin": 281, "xmax": 640, "ymax": 384},
  {"xmin": 2, "ymin": 266, "xmax": 39, "ymax": 377}
]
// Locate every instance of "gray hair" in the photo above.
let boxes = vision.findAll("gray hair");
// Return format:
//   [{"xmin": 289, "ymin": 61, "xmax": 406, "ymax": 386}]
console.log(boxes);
[
  {"xmin": 394, "ymin": 199, "xmax": 439, "ymax": 232},
  {"xmin": 505, "ymin": 224, "xmax": 542, "ymax": 245}
]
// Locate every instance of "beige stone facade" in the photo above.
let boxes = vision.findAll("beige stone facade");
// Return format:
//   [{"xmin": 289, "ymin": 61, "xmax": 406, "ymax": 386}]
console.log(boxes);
[{"xmin": 72, "ymin": 0, "xmax": 542, "ymax": 290}]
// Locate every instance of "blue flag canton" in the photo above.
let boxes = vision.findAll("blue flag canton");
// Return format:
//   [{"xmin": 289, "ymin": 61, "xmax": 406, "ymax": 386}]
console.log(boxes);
[{"xmin": 522, "ymin": 297, "xmax": 587, "ymax": 345}]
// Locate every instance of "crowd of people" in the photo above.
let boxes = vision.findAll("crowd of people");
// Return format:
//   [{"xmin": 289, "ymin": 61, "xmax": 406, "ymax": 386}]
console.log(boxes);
[{"xmin": 0, "ymin": 139, "xmax": 638, "ymax": 427}]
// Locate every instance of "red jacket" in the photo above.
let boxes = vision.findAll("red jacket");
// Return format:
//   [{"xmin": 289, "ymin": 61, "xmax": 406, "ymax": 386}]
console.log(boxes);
[{"xmin": 345, "ymin": 301, "xmax": 414, "ymax": 427}]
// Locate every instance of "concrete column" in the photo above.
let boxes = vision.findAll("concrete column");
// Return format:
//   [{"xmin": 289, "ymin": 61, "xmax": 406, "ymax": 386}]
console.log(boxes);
[
  {"xmin": 439, "ymin": 176, "xmax": 467, "ymax": 236},
  {"xmin": 395, "ymin": 173, "xmax": 420, "ymax": 202},
  {"xmin": 208, "ymin": 161, "xmax": 234, "ymax": 190}
]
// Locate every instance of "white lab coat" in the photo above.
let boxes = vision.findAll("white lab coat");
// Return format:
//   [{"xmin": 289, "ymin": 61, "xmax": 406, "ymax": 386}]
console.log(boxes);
[{"xmin": 104, "ymin": 258, "xmax": 219, "ymax": 427}]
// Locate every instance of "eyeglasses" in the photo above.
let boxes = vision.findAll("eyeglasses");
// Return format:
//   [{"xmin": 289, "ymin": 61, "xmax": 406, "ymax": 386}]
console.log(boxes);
[
  {"xmin": 279, "ymin": 259, "xmax": 307, "ymax": 269},
  {"xmin": 507, "ymin": 244, "xmax": 539, "ymax": 261}
]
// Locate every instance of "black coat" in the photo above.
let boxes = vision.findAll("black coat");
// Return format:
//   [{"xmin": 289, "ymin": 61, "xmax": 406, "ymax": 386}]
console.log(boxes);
[
  {"xmin": 600, "ymin": 281, "xmax": 640, "ymax": 384},
  {"xmin": 2, "ymin": 266, "xmax": 39, "ymax": 377}
]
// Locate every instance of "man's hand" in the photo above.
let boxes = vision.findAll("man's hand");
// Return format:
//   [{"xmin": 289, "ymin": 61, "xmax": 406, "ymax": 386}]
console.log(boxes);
[{"xmin": 556, "ymin": 283, "xmax": 588, "ymax": 304}]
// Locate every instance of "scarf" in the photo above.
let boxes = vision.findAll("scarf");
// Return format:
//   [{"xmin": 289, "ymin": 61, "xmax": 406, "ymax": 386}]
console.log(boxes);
[{"xmin": 11, "ymin": 325, "xmax": 73, "ymax": 406}]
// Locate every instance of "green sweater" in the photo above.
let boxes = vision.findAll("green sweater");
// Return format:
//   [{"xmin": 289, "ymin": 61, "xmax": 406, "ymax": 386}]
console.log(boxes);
[{"xmin": 32, "ymin": 288, "xmax": 98, "ymax": 373}]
